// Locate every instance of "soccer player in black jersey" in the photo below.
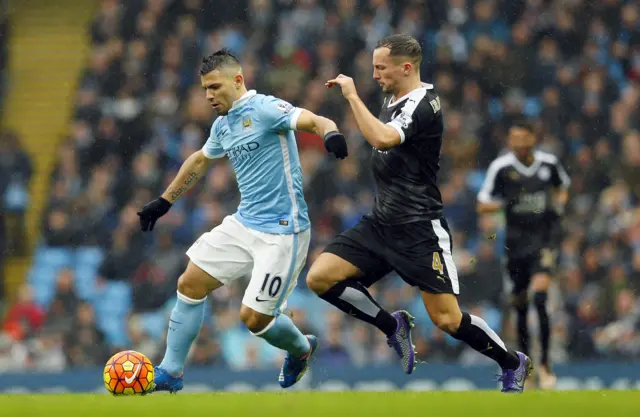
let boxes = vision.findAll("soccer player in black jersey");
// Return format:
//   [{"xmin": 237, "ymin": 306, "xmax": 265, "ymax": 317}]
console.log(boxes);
[
  {"xmin": 306, "ymin": 34, "xmax": 532, "ymax": 393},
  {"xmin": 477, "ymin": 120, "xmax": 570, "ymax": 389}
]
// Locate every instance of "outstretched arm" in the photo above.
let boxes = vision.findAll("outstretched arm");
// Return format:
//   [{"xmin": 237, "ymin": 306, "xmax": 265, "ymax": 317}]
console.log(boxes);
[
  {"xmin": 294, "ymin": 109, "xmax": 339, "ymax": 137},
  {"xmin": 327, "ymin": 74, "xmax": 401, "ymax": 149},
  {"xmin": 293, "ymin": 109, "xmax": 348, "ymax": 159},
  {"xmin": 138, "ymin": 150, "xmax": 215, "ymax": 232},
  {"xmin": 162, "ymin": 150, "xmax": 215, "ymax": 203}
]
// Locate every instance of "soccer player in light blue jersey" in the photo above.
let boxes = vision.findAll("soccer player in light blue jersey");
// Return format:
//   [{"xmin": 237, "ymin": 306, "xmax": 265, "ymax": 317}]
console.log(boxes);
[{"xmin": 136, "ymin": 50, "xmax": 348, "ymax": 393}]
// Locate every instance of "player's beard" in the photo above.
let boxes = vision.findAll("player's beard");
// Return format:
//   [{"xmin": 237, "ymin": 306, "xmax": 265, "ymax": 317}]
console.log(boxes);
[{"xmin": 380, "ymin": 83, "xmax": 394, "ymax": 94}]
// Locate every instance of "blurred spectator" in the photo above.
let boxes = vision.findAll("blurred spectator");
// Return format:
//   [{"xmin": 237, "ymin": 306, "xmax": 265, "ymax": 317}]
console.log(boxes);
[
  {"xmin": 2, "ymin": 285, "xmax": 44, "ymax": 342},
  {"xmin": 0, "ymin": 131, "xmax": 33, "ymax": 256}
]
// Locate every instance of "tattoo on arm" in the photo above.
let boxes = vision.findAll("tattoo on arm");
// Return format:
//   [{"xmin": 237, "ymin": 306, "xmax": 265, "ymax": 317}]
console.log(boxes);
[
  {"xmin": 169, "ymin": 186, "xmax": 187, "ymax": 201},
  {"xmin": 184, "ymin": 172, "xmax": 198, "ymax": 187},
  {"xmin": 169, "ymin": 172, "xmax": 200, "ymax": 201}
]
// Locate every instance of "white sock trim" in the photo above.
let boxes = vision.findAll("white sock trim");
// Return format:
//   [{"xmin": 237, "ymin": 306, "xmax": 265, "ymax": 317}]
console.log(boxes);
[
  {"xmin": 177, "ymin": 290, "xmax": 207, "ymax": 305},
  {"xmin": 470, "ymin": 314, "xmax": 507, "ymax": 351},
  {"xmin": 251, "ymin": 316, "xmax": 278, "ymax": 337}
]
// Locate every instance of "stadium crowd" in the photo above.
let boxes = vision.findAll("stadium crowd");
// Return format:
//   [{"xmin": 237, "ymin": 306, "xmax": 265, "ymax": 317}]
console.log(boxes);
[{"xmin": 1, "ymin": 0, "xmax": 640, "ymax": 372}]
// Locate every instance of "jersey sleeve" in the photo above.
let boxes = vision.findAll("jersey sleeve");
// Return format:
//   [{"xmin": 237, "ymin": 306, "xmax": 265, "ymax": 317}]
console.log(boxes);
[
  {"xmin": 550, "ymin": 159, "xmax": 571, "ymax": 189},
  {"xmin": 477, "ymin": 160, "xmax": 506, "ymax": 203},
  {"xmin": 202, "ymin": 119, "xmax": 226, "ymax": 159},
  {"xmin": 258, "ymin": 96, "xmax": 303, "ymax": 132},
  {"xmin": 387, "ymin": 95, "xmax": 439, "ymax": 143}
]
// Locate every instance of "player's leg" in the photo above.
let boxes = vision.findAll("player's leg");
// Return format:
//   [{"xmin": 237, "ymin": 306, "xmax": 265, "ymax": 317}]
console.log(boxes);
[
  {"xmin": 154, "ymin": 261, "xmax": 223, "ymax": 391},
  {"xmin": 392, "ymin": 219, "xmax": 531, "ymax": 392},
  {"xmin": 154, "ymin": 216, "xmax": 254, "ymax": 393},
  {"xmin": 239, "ymin": 228, "xmax": 316, "ymax": 388},
  {"xmin": 531, "ymin": 248, "xmax": 556, "ymax": 388},
  {"xmin": 306, "ymin": 218, "xmax": 417, "ymax": 374},
  {"xmin": 508, "ymin": 258, "xmax": 532, "ymax": 358},
  {"xmin": 421, "ymin": 291, "xmax": 531, "ymax": 392}
]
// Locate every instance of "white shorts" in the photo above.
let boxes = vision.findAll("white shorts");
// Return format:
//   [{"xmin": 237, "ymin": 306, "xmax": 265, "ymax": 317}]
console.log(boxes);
[{"xmin": 186, "ymin": 215, "xmax": 311, "ymax": 316}]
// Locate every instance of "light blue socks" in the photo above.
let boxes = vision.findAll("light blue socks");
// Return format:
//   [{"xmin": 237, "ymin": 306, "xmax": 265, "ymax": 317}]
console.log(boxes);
[
  {"xmin": 253, "ymin": 313, "xmax": 311, "ymax": 358},
  {"xmin": 159, "ymin": 292, "xmax": 206, "ymax": 376}
]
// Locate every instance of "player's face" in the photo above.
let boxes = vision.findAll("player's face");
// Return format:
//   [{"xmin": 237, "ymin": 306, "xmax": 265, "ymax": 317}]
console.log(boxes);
[
  {"xmin": 372, "ymin": 47, "xmax": 407, "ymax": 94},
  {"xmin": 508, "ymin": 127, "xmax": 536, "ymax": 161},
  {"xmin": 200, "ymin": 69, "xmax": 242, "ymax": 115}
]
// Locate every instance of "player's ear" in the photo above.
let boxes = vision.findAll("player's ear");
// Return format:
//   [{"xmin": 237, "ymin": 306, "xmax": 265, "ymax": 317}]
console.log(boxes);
[
  {"xmin": 403, "ymin": 62, "xmax": 412, "ymax": 76},
  {"xmin": 234, "ymin": 73, "xmax": 244, "ymax": 89}
]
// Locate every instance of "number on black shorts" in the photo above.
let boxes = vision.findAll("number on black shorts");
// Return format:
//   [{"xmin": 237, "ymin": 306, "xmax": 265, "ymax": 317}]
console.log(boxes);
[{"xmin": 432, "ymin": 252, "xmax": 444, "ymax": 275}]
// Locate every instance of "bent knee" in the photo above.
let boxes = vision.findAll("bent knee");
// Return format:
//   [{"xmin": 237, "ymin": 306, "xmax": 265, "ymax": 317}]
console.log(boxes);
[
  {"xmin": 432, "ymin": 313, "xmax": 462, "ymax": 334},
  {"xmin": 239, "ymin": 305, "xmax": 273, "ymax": 333},
  {"xmin": 177, "ymin": 273, "xmax": 208, "ymax": 300},
  {"xmin": 306, "ymin": 253, "xmax": 356, "ymax": 295},
  {"xmin": 306, "ymin": 270, "xmax": 330, "ymax": 295},
  {"xmin": 177, "ymin": 262, "xmax": 223, "ymax": 300},
  {"xmin": 306, "ymin": 266, "xmax": 336, "ymax": 295}
]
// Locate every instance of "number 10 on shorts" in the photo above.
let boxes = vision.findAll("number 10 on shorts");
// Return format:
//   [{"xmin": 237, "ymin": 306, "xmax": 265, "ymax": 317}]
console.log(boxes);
[{"xmin": 260, "ymin": 273, "xmax": 283, "ymax": 297}]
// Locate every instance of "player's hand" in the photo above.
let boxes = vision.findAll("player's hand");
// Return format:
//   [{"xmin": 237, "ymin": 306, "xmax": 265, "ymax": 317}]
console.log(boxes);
[
  {"xmin": 323, "ymin": 131, "xmax": 348, "ymax": 159},
  {"xmin": 326, "ymin": 74, "xmax": 358, "ymax": 100},
  {"xmin": 137, "ymin": 197, "xmax": 172, "ymax": 232}
]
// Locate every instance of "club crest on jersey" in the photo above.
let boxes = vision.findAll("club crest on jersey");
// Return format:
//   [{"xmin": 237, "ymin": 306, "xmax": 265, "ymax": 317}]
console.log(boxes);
[
  {"xmin": 509, "ymin": 170, "xmax": 520, "ymax": 181},
  {"xmin": 242, "ymin": 117, "xmax": 253, "ymax": 129},
  {"xmin": 538, "ymin": 166, "xmax": 551, "ymax": 181}
]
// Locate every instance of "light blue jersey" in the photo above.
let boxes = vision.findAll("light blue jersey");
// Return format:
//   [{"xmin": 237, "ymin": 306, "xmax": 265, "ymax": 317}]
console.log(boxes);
[{"xmin": 202, "ymin": 90, "xmax": 310, "ymax": 234}]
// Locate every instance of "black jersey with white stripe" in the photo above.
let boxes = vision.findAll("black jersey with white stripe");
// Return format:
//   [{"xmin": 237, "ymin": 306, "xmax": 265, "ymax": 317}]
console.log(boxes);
[
  {"xmin": 371, "ymin": 83, "xmax": 444, "ymax": 225},
  {"xmin": 477, "ymin": 151, "xmax": 571, "ymax": 259}
]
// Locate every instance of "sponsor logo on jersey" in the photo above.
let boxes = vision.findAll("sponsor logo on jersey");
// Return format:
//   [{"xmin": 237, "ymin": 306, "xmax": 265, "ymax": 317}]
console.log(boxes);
[{"xmin": 227, "ymin": 141, "xmax": 260, "ymax": 163}]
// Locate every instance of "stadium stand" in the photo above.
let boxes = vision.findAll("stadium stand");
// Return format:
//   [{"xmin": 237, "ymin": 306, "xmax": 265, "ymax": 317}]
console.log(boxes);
[{"xmin": 1, "ymin": 0, "xmax": 640, "ymax": 372}]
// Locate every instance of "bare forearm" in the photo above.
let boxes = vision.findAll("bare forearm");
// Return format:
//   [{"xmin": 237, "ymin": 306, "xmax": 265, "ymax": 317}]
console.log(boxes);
[
  {"xmin": 295, "ymin": 109, "xmax": 338, "ymax": 137},
  {"xmin": 311, "ymin": 116, "xmax": 338, "ymax": 137},
  {"xmin": 161, "ymin": 151, "xmax": 211, "ymax": 203},
  {"xmin": 477, "ymin": 201, "xmax": 502, "ymax": 214},
  {"xmin": 346, "ymin": 95, "xmax": 393, "ymax": 149}
]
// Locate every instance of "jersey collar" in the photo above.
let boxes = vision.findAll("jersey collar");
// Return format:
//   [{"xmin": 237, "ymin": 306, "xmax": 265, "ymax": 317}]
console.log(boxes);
[
  {"xmin": 387, "ymin": 82, "xmax": 434, "ymax": 108},
  {"xmin": 231, "ymin": 89, "xmax": 257, "ymax": 110},
  {"xmin": 508, "ymin": 151, "xmax": 543, "ymax": 177}
]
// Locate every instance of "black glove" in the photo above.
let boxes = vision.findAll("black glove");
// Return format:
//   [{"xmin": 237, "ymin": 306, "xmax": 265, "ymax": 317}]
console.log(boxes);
[
  {"xmin": 323, "ymin": 131, "xmax": 348, "ymax": 160},
  {"xmin": 137, "ymin": 197, "xmax": 172, "ymax": 232}
]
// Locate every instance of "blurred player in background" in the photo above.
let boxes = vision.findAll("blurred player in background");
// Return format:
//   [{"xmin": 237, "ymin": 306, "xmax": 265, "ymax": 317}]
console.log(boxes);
[
  {"xmin": 136, "ymin": 49, "xmax": 348, "ymax": 392},
  {"xmin": 477, "ymin": 121, "xmax": 570, "ymax": 389},
  {"xmin": 306, "ymin": 34, "xmax": 532, "ymax": 393}
]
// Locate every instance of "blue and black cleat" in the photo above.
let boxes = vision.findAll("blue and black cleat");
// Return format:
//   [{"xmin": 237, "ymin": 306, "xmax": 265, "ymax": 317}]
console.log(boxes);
[
  {"xmin": 279, "ymin": 335, "xmax": 318, "ymax": 389},
  {"xmin": 151, "ymin": 366, "xmax": 184, "ymax": 394}
]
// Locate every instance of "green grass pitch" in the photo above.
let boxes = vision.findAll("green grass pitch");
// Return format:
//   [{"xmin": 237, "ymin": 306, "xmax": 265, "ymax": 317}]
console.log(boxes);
[{"xmin": 1, "ymin": 391, "xmax": 638, "ymax": 416}]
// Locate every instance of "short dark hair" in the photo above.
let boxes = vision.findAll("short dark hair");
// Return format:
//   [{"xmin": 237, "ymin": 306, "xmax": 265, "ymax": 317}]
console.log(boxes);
[
  {"xmin": 376, "ymin": 34, "xmax": 422, "ymax": 64},
  {"xmin": 199, "ymin": 49, "xmax": 241, "ymax": 75},
  {"xmin": 510, "ymin": 118, "xmax": 536, "ymax": 133}
]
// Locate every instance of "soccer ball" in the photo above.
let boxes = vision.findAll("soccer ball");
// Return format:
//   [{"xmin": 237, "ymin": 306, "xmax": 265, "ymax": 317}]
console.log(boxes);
[{"xmin": 103, "ymin": 350, "xmax": 155, "ymax": 395}]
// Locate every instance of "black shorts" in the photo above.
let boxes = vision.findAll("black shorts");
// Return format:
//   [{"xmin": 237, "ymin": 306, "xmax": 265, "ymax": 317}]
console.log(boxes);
[
  {"xmin": 507, "ymin": 247, "xmax": 557, "ymax": 294},
  {"xmin": 323, "ymin": 215, "xmax": 459, "ymax": 294}
]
